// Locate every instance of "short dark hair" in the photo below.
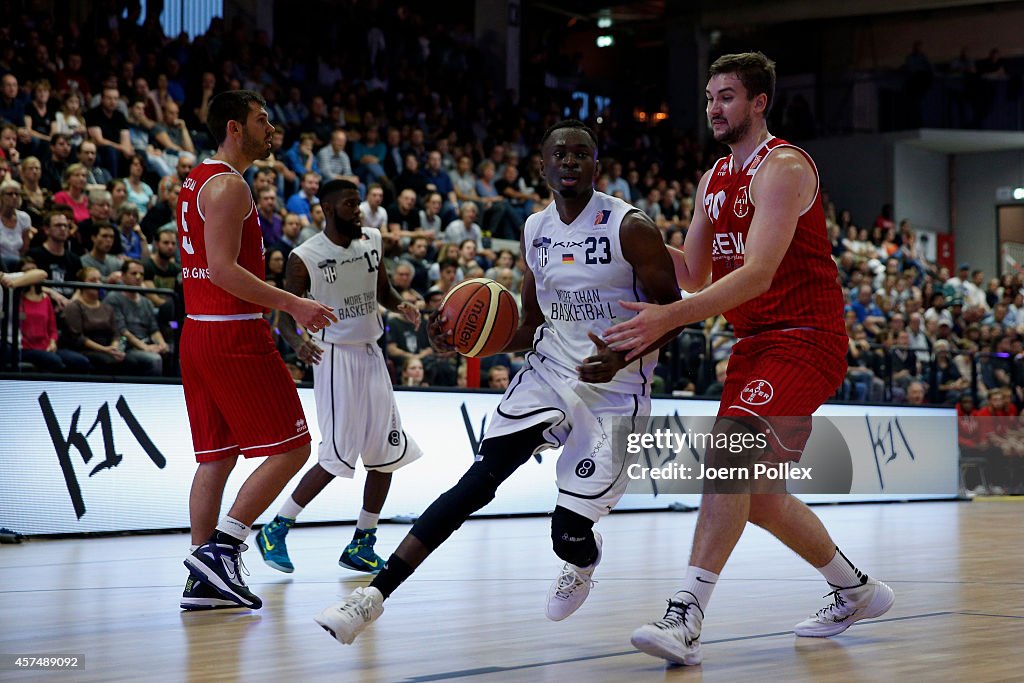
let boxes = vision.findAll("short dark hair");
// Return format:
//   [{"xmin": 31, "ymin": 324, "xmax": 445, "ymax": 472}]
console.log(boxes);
[
  {"xmin": 120, "ymin": 258, "xmax": 142, "ymax": 275},
  {"xmin": 540, "ymin": 119, "xmax": 598, "ymax": 148},
  {"xmin": 708, "ymin": 51, "xmax": 777, "ymax": 114},
  {"xmin": 318, "ymin": 179, "xmax": 358, "ymax": 203},
  {"xmin": 207, "ymin": 90, "xmax": 267, "ymax": 147}
]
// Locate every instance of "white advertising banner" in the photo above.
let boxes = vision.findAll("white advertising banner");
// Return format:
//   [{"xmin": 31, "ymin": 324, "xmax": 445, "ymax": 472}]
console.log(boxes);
[{"xmin": 0, "ymin": 380, "xmax": 957, "ymax": 535}]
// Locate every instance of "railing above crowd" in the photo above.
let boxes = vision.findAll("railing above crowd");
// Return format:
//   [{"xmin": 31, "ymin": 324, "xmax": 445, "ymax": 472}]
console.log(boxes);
[
  {"xmin": 1, "ymin": 279, "xmax": 179, "ymax": 379},
  {"xmin": 2, "ymin": 278, "xmax": 1007, "ymax": 408}
]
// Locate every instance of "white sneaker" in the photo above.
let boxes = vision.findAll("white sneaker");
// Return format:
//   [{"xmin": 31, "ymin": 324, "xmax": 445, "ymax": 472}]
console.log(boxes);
[
  {"xmin": 631, "ymin": 591, "xmax": 704, "ymax": 666},
  {"xmin": 315, "ymin": 586, "xmax": 385, "ymax": 644},
  {"xmin": 545, "ymin": 531, "xmax": 602, "ymax": 621},
  {"xmin": 794, "ymin": 578, "xmax": 895, "ymax": 637}
]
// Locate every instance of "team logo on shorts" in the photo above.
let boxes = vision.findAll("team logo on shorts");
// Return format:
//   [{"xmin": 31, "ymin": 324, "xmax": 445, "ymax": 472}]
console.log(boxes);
[
  {"xmin": 295, "ymin": 418, "xmax": 307, "ymax": 432},
  {"xmin": 575, "ymin": 458, "xmax": 596, "ymax": 478},
  {"xmin": 388, "ymin": 430, "xmax": 401, "ymax": 447},
  {"xmin": 740, "ymin": 379, "xmax": 774, "ymax": 405},
  {"xmin": 733, "ymin": 186, "xmax": 750, "ymax": 218},
  {"xmin": 317, "ymin": 258, "xmax": 337, "ymax": 283}
]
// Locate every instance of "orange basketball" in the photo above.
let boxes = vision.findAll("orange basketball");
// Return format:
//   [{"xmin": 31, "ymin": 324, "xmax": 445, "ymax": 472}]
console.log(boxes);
[{"xmin": 438, "ymin": 278, "xmax": 520, "ymax": 358}]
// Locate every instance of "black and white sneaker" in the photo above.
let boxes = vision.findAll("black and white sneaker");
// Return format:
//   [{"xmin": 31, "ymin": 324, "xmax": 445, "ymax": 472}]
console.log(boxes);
[
  {"xmin": 180, "ymin": 572, "xmax": 242, "ymax": 611},
  {"xmin": 184, "ymin": 541, "xmax": 262, "ymax": 609},
  {"xmin": 631, "ymin": 591, "xmax": 705, "ymax": 666}
]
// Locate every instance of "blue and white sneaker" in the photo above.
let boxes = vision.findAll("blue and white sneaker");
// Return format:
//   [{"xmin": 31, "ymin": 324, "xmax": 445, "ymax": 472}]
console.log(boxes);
[
  {"xmin": 180, "ymin": 572, "xmax": 240, "ymax": 611},
  {"xmin": 185, "ymin": 540, "xmax": 261, "ymax": 609},
  {"xmin": 338, "ymin": 529, "xmax": 385, "ymax": 574},
  {"xmin": 257, "ymin": 516, "xmax": 296, "ymax": 573}
]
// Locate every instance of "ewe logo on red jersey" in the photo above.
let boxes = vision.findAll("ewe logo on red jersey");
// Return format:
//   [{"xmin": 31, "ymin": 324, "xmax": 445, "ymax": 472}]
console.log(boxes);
[
  {"xmin": 733, "ymin": 186, "xmax": 750, "ymax": 218},
  {"xmin": 740, "ymin": 379, "xmax": 774, "ymax": 405}
]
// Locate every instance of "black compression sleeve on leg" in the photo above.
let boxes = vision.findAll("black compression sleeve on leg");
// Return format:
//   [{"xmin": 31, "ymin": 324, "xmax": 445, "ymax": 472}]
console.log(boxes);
[
  {"xmin": 370, "ymin": 554, "xmax": 414, "ymax": 599},
  {"xmin": 550, "ymin": 505, "xmax": 597, "ymax": 567},
  {"xmin": 409, "ymin": 423, "xmax": 549, "ymax": 551}
]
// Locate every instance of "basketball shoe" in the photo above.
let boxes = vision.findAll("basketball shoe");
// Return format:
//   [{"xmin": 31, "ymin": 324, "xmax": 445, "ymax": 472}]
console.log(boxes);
[
  {"xmin": 185, "ymin": 538, "xmax": 262, "ymax": 609},
  {"xmin": 180, "ymin": 572, "xmax": 240, "ymax": 611},
  {"xmin": 630, "ymin": 591, "xmax": 704, "ymax": 666},
  {"xmin": 315, "ymin": 586, "xmax": 385, "ymax": 644},
  {"xmin": 257, "ymin": 515, "xmax": 295, "ymax": 573},
  {"xmin": 338, "ymin": 528, "xmax": 384, "ymax": 574},
  {"xmin": 545, "ymin": 531, "xmax": 602, "ymax": 621},
  {"xmin": 794, "ymin": 577, "xmax": 895, "ymax": 637}
]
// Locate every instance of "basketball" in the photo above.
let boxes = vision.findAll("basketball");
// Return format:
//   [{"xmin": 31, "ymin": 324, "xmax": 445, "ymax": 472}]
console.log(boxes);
[{"xmin": 438, "ymin": 278, "xmax": 519, "ymax": 357}]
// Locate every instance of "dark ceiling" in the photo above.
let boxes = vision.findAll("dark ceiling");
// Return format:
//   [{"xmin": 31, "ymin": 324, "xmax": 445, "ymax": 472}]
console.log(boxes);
[{"xmin": 527, "ymin": 0, "xmax": 1022, "ymax": 31}]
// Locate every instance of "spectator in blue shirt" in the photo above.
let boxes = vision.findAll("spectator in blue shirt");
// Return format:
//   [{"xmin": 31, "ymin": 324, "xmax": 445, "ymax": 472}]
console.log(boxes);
[
  {"xmin": 285, "ymin": 171, "xmax": 320, "ymax": 223},
  {"xmin": 850, "ymin": 284, "xmax": 886, "ymax": 335}
]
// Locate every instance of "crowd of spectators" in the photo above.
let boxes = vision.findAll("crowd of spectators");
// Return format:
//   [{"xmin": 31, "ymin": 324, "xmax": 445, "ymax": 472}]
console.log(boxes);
[{"xmin": 0, "ymin": 5, "xmax": 1023, "ymax": 437}]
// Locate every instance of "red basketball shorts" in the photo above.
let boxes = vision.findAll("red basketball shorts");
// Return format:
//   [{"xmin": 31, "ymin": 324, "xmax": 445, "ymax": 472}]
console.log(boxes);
[
  {"xmin": 180, "ymin": 317, "xmax": 310, "ymax": 462},
  {"xmin": 718, "ymin": 329, "xmax": 847, "ymax": 462}
]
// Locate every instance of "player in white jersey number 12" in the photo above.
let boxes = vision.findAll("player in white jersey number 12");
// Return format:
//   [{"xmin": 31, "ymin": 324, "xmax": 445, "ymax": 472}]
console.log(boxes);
[{"xmin": 255, "ymin": 179, "xmax": 424, "ymax": 577}]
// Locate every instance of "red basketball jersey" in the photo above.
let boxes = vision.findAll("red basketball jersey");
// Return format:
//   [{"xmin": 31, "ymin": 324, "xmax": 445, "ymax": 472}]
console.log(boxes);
[
  {"xmin": 702, "ymin": 136, "xmax": 844, "ymax": 338},
  {"xmin": 177, "ymin": 159, "xmax": 265, "ymax": 315}
]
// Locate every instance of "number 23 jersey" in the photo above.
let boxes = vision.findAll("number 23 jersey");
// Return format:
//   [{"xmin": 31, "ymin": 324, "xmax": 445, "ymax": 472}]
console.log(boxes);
[{"xmin": 523, "ymin": 190, "xmax": 657, "ymax": 396}]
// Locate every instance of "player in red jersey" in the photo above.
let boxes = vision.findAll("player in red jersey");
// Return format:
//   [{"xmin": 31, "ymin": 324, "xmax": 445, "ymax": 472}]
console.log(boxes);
[
  {"xmin": 604, "ymin": 53, "xmax": 894, "ymax": 665},
  {"xmin": 178, "ymin": 90, "xmax": 337, "ymax": 611}
]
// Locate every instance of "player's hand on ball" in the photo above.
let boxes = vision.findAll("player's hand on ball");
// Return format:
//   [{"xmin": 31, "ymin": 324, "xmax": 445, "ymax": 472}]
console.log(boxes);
[
  {"xmin": 296, "ymin": 338, "xmax": 324, "ymax": 365},
  {"xmin": 398, "ymin": 301, "xmax": 421, "ymax": 329},
  {"xmin": 292, "ymin": 298, "xmax": 338, "ymax": 334},
  {"xmin": 603, "ymin": 301, "xmax": 676, "ymax": 361},
  {"xmin": 577, "ymin": 331, "xmax": 628, "ymax": 384},
  {"xmin": 427, "ymin": 309, "xmax": 456, "ymax": 353}
]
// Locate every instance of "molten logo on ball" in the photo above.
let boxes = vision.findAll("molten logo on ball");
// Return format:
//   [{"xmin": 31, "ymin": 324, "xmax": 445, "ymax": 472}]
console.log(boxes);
[
  {"xmin": 740, "ymin": 379, "xmax": 774, "ymax": 405},
  {"xmin": 459, "ymin": 298, "xmax": 487, "ymax": 347}
]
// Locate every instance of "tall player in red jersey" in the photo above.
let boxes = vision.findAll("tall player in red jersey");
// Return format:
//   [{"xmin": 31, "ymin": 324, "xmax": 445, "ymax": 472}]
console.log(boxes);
[
  {"xmin": 178, "ymin": 90, "xmax": 337, "ymax": 611},
  {"xmin": 605, "ymin": 53, "xmax": 894, "ymax": 665}
]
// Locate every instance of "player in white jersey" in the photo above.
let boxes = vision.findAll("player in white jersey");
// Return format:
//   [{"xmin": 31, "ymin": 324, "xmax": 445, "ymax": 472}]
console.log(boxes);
[
  {"xmin": 255, "ymin": 179, "xmax": 423, "ymax": 575},
  {"xmin": 315, "ymin": 120, "xmax": 684, "ymax": 645}
]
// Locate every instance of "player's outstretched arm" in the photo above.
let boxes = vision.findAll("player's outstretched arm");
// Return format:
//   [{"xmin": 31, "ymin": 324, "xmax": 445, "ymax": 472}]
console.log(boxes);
[
  {"xmin": 579, "ymin": 211, "xmax": 682, "ymax": 382},
  {"xmin": 203, "ymin": 174, "xmax": 337, "ymax": 333},
  {"xmin": 604, "ymin": 152, "xmax": 810, "ymax": 360}
]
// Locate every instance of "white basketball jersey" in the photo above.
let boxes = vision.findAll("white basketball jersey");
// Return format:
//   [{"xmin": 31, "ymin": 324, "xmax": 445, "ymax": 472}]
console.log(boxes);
[
  {"xmin": 291, "ymin": 228, "xmax": 384, "ymax": 345},
  {"xmin": 523, "ymin": 191, "xmax": 658, "ymax": 396}
]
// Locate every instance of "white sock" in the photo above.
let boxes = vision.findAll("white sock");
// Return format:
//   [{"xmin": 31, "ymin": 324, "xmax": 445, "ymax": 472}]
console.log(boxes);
[
  {"xmin": 356, "ymin": 509, "xmax": 380, "ymax": 531},
  {"xmin": 189, "ymin": 544, "xmax": 198, "ymax": 553},
  {"xmin": 681, "ymin": 565, "xmax": 719, "ymax": 611},
  {"xmin": 278, "ymin": 496, "xmax": 304, "ymax": 520},
  {"xmin": 216, "ymin": 516, "xmax": 250, "ymax": 542},
  {"xmin": 818, "ymin": 547, "xmax": 867, "ymax": 589}
]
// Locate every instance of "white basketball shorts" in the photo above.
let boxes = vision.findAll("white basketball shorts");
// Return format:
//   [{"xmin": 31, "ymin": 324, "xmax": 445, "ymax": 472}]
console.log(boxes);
[
  {"xmin": 483, "ymin": 352, "xmax": 649, "ymax": 521},
  {"xmin": 312, "ymin": 342, "xmax": 423, "ymax": 478}
]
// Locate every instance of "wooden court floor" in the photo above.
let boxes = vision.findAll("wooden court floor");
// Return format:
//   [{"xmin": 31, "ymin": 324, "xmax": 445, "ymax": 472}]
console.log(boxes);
[{"xmin": 1, "ymin": 500, "xmax": 1022, "ymax": 682}]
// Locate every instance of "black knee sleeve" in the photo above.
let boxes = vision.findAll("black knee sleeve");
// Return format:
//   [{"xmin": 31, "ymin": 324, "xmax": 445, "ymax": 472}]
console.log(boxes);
[
  {"xmin": 412, "ymin": 423, "xmax": 549, "ymax": 551},
  {"xmin": 550, "ymin": 506, "xmax": 597, "ymax": 567}
]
